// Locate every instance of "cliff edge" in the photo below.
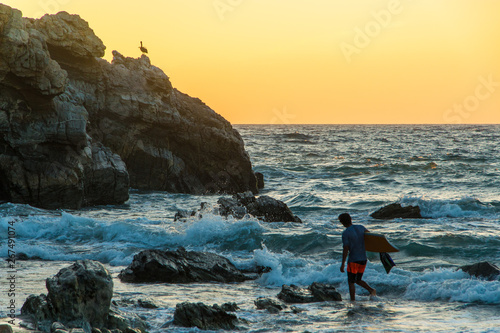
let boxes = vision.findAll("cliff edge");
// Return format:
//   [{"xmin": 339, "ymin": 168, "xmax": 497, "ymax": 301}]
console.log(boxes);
[{"xmin": 0, "ymin": 5, "xmax": 257, "ymax": 209}]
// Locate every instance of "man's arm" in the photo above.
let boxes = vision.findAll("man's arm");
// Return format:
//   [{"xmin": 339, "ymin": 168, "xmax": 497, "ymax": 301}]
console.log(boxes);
[{"xmin": 340, "ymin": 245, "xmax": 349, "ymax": 273}]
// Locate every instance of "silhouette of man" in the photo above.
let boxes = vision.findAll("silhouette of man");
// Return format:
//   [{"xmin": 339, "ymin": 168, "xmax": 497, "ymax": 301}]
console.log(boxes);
[{"xmin": 339, "ymin": 212, "xmax": 376, "ymax": 301}]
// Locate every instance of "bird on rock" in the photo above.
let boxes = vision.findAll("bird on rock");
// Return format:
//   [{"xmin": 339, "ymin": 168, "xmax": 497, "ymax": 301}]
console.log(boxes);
[{"xmin": 139, "ymin": 41, "xmax": 148, "ymax": 54}]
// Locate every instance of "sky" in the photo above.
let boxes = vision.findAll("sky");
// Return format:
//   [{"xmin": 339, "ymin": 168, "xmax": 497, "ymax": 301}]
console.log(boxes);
[{"xmin": 3, "ymin": 0, "xmax": 500, "ymax": 124}]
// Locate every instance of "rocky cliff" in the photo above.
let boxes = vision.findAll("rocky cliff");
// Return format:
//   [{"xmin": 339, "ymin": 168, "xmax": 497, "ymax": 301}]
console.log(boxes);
[{"xmin": 0, "ymin": 5, "xmax": 257, "ymax": 209}]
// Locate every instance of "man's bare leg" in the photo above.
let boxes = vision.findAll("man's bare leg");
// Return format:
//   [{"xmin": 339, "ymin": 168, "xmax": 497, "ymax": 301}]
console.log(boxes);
[
  {"xmin": 356, "ymin": 280, "xmax": 376, "ymax": 297},
  {"xmin": 348, "ymin": 281, "xmax": 356, "ymax": 301}
]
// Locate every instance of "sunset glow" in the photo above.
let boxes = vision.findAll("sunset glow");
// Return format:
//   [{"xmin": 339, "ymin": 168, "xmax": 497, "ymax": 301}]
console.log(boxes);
[{"xmin": 5, "ymin": 0, "xmax": 500, "ymax": 124}]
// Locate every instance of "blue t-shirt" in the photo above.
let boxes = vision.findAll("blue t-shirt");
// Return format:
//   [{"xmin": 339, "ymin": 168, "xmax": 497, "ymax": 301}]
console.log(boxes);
[{"xmin": 342, "ymin": 224, "xmax": 367, "ymax": 262}]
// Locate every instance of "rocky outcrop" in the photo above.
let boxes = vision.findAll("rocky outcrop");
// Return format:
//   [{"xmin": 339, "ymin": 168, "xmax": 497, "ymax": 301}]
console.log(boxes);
[
  {"xmin": 21, "ymin": 260, "xmax": 145, "ymax": 333},
  {"xmin": 370, "ymin": 203, "xmax": 422, "ymax": 219},
  {"xmin": 173, "ymin": 302, "xmax": 240, "ymax": 331},
  {"xmin": 118, "ymin": 248, "xmax": 262, "ymax": 283},
  {"xmin": 0, "ymin": 5, "xmax": 128, "ymax": 209},
  {"xmin": 277, "ymin": 283, "xmax": 342, "ymax": 304},
  {"xmin": 459, "ymin": 262, "xmax": 500, "ymax": 280},
  {"xmin": 217, "ymin": 191, "xmax": 302, "ymax": 222},
  {"xmin": 0, "ymin": 4, "xmax": 257, "ymax": 209}
]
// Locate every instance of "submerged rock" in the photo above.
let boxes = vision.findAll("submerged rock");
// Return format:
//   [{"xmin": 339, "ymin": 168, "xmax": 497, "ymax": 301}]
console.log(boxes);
[
  {"xmin": 217, "ymin": 191, "xmax": 302, "ymax": 223},
  {"xmin": 0, "ymin": 4, "xmax": 257, "ymax": 209},
  {"xmin": 118, "ymin": 248, "xmax": 260, "ymax": 283},
  {"xmin": 277, "ymin": 283, "xmax": 342, "ymax": 304},
  {"xmin": 370, "ymin": 203, "xmax": 422, "ymax": 219},
  {"xmin": 459, "ymin": 262, "xmax": 500, "ymax": 280},
  {"xmin": 173, "ymin": 302, "xmax": 240, "ymax": 331}
]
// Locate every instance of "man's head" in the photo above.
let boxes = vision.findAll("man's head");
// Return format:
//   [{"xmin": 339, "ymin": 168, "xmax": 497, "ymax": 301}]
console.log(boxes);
[{"xmin": 338, "ymin": 213, "xmax": 352, "ymax": 228}]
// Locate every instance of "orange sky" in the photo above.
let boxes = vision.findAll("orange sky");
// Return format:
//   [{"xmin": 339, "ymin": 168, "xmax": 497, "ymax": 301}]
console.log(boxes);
[{"xmin": 4, "ymin": 0, "xmax": 500, "ymax": 124}]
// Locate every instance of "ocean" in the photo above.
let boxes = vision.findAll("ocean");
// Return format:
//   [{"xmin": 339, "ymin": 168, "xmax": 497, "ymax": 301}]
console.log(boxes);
[{"xmin": 1, "ymin": 124, "xmax": 499, "ymax": 332}]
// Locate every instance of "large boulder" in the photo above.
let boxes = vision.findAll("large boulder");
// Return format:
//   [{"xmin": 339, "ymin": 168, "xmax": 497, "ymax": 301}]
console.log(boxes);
[
  {"xmin": 459, "ymin": 262, "xmax": 500, "ymax": 280},
  {"xmin": 277, "ymin": 283, "xmax": 342, "ymax": 304},
  {"xmin": 173, "ymin": 302, "xmax": 240, "ymax": 331},
  {"xmin": 0, "ymin": 4, "xmax": 257, "ymax": 209},
  {"xmin": 370, "ymin": 203, "xmax": 422, "ymax": 219},
  {"xmin": 217, "ymin": 192, "xmax": 302, "ymax": 222},
  {"xmin": 118, "ymin": 248, "xmax": 260, "ymax": 283},
  {"xmin": 21, "ymin": 260, "xmax": 145, "ymax": 333},
  {"xmin": 45, "ymin": 260, "xmax": 113, "ymax": 328}
]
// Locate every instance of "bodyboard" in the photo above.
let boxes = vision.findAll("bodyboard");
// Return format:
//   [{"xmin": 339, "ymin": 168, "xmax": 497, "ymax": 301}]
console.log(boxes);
[{"xmin": 364, "ymin": 233, "xmax": 399, "ymax": 253}]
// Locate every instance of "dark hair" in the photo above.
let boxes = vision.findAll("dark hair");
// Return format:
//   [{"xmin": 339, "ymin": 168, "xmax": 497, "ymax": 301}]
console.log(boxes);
[{"xmin": 338, "ymin": 213, "xmax": 352, "ymax": 224}]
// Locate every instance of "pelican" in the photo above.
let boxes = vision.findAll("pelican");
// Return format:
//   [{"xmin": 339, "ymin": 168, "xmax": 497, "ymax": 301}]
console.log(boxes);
[{"xmin": 139, "ymin": 41, "xmax": 148, "ymax": 54}]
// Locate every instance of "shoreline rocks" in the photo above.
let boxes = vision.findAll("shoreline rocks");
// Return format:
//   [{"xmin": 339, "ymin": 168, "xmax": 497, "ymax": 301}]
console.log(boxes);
[
  {"xmin": 0, "ymin": 4, "xmax": 257, "ymax": 209},
  {"xmin": 173, "ymin": 302, "xmax": 241, "ymax": 330},
  {"xmin": 459, "ymin": 262, "xmax": 500, "ymax": 280},
  {"xmin": 277, "ymin": 283, "xmax": 342, "ymax": 304},
  {"xmin": 217, "ymin": 191, "xmax": 302, "ymax": 223},
  {"xmin": 118, "ymin": 248, "xmax": 264, "ymax": 284},
  {"xmin": 21, "ymin": 260, "xmax": 145, "ymax": 333},
  {"xmin": 370, "ymin": 203, "xmax": 422, "ymax": 219}
]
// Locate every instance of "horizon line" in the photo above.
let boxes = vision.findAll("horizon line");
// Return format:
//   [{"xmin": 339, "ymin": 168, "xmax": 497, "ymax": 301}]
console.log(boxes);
[{"xmin": 232, "ymin": 123, "xmax": 500, "ymax": 126}]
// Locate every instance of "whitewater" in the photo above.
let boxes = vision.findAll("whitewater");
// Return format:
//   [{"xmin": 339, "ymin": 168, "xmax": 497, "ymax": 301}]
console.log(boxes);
[{"xmin": 1, "ymin": 124, "xmax": 499, "ymax": 332}]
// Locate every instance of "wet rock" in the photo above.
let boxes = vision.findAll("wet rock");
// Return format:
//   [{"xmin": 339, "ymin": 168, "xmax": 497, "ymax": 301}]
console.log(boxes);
[
  {"xmin": 460, "ymin": 262, "xmax": 500, "ymax": 280},
  {"xmin": 254, "ymin": 297, "xmax": 287, "ymax": 313},
  {"xmin": 51, "ymin": 322, "xmax": 68, "ymax": 333},
  {"xmin": 107, "ymin": 305, "xmax": 147, "ymax": 333},
  {"xmin": 21, "ymin": 260, "xmax": 142, "ymax": 333},
  {"xmin": 277, "ymin": 285, "xmax": 316, "ymax": 304},
  {"xmin": 45, "ymin": 260, "xmax": 113, "ymax": 328},
  {"xmin": 118, "ymin": 248, "xmax": 259, "ymax": 283},
  {"xmin": 217, "ymin": 192, "xmax": 302, "ymax": 223},
  {"xmin": 310, "ymin": 282, "xmax": 343, "ymax": 302},
  {"xmin": 21, "ymin": 294, "xmax": 52, "ymax": 321},
  {"xmin": 255, "ymin": 172, "xmax": 265, "ymax": 189},
  {"xmin": 220, "ymin": 302, "xmax": 239, "ymax": 312},
  {"xmin": 68, "ymin": 329, "xmax": 85, "ymax": 333},
  {"xmin": 370, "ymin": 203, "xmax": 422, "ymax": 219},
  {"xmin": 173, "ymin": 302, "xmax": 239, "ymax": 331},
  {"xmin": 173, "ymin": 209, "xmax": 197, "ymax": 222},
  {"xmin": 277, "ymin": 283, "xmax": 342, "ymax": 304},
  {"xmin": 137, "ymin": 299, "xmax": 158, "ymax": 309}
]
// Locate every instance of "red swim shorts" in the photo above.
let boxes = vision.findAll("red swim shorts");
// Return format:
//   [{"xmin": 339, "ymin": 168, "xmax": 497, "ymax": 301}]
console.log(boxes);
[{"xmin": 347, "ymin": 260, "xmax": 367, "ymax": 283}]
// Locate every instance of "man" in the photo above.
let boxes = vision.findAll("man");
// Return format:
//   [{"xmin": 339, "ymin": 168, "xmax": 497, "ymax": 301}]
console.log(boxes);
[{"xmin": 339, "ymin": 212, "xmax": 376, "ymax": 301}]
